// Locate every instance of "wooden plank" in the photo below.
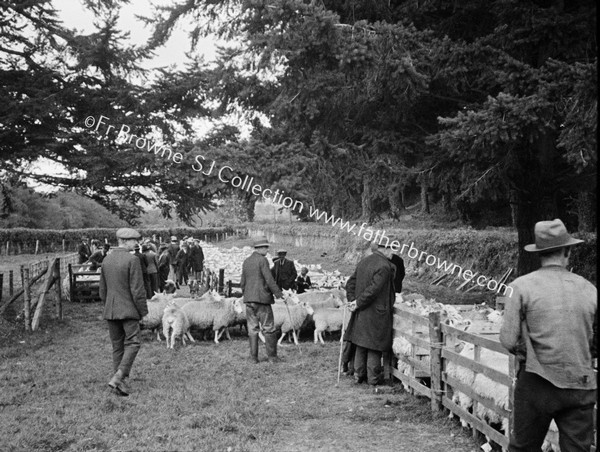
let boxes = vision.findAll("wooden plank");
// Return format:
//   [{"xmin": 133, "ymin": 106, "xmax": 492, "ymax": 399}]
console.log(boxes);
[
  {"xmin": 0, "ymin": 268, "xmax": 47, "ymax": 315},
  {"xmin": 442, "ymin": 398, "xmax": 509, "ymax": 448},
  {"xmin": 393, "ymin": 308, "xmax": 430, "ymax": 326},
  {"xmin": 429, "ymin": 311, "xmax": 443, "ymax": 411},
  {"xmin": 442, "ymin": 324, "xmax": 509, "ymax": 354},
  {"xmin": 392, "ymin": 368, "xmax": 432, "ymax": 398},
  {"xmin": 23, "ymin": 268, "xmax": 31, "ymax": 331},
  {"xmin": 442, "ymin": 349, "xmax": 512, "ymax": 387},
  {"xmin": 443, "ymin": 373, "xmax": 510, "ymax": 418},
  {"xmin": 32, "ymin": 258, "xmax": 58, "ymax": 331},
  {"xmin": 55, "ymin": 258, "xmax": 62, "ymax": 320},
  {"xmin": 395, "ymin": 354, "xmax": 430, "ymax": 374},
  {"xmin": 392, "ymin": 329, "xmax": 431, "ymax": 350}
]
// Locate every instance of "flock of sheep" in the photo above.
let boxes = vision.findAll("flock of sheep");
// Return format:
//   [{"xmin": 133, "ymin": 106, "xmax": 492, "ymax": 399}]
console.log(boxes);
[
  {"xmin": 391, "ymin": 294, "xmax": 559, "ymax": 452},
  {"xmin": 139, "ymin": 283, "xmax": 349, "ymax": 349}
]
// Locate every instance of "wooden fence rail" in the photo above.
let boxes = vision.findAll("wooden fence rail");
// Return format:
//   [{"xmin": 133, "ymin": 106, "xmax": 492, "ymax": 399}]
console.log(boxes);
[{"xmin": 392, "ymin": 306, "xmax": 597, "ymax": 452}]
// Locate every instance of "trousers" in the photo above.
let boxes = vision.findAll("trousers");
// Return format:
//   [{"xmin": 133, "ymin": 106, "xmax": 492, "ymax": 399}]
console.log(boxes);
[
  {"xmin": 510, "ymin": 371, "xmax": 596, "ymax": 452},
  {"xmin": 245, "ymin": 303, "xmax": 276, "ymax": 336},
  {"xmin": 354, "ymin": 345, "xmax": 383, "ymax": 385},
  {"xmin": 107, "ymin": 319, "xmax": 142, "ymax": 377}
]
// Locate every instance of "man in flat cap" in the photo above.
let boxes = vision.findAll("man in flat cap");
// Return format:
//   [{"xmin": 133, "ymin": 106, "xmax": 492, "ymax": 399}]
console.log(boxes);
[
  {"xmin": 271, "ymin": 249, "xmax": 297, "ymax": 291},
  {"xmin": 241, "ymin": 237, "xmax": 284, "ymax": 363},
  {"xmin": 167, "ymin": 235, "xmax": 180, "ymax": 287},
  {"xmin": 343, "ymin": 239, "xmax": 396, "ymax": 386},
  {"xmin": 500, "ymin": 219, "xmax": 597, "ymax": 451},
  {"xmin": 99, "ymin": 227, "xmax": 148, "ymax": 396}
]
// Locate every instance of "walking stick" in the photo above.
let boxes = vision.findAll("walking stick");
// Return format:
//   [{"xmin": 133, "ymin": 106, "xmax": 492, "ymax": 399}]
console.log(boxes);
[{"xmin": 336, "ymin": 303, "xmax": 348, "ymax": 386}]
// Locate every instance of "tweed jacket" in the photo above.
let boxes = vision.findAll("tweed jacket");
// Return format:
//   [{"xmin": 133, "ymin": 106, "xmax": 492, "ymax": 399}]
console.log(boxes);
[
  {"xmin": 500, "ymin": 265, "xmax": 597, "ymax": 390},
  {"xmin": 271, "ymin": 257, "xmax": 298, "ymax": 290},
  {"xmin": 241, "ymin": 251, "xmax": 283, "ymax": 304},
  {"xmin": 100, "ymin": 247, "xmax": 148, "ymax": 320},
  {"xmin": 78, "ymin": 242, "xmax": 91, "ymax": 264},
  {"xmin": 143, "ymin": 250, "xmax": 158, "ymax": 274},
  {"xmin": 344, "ymin": 250, "xmax": 396, "ymax": 352}
]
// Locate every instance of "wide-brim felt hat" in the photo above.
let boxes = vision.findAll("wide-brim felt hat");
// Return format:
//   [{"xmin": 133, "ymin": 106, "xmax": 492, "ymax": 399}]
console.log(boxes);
[
  {"xmin": 524, "ymin": 219, "xmax": 584, "ymax": 253},
  {"xmin": 253, "ymin": 237, "xmax": 270, "ymax": 248},
  {"xmin": 116, "ymin": 228, "xmax": 141, "ymax": 240}
]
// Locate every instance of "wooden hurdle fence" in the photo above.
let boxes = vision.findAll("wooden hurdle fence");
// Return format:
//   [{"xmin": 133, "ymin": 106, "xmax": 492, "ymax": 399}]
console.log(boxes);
[{"xmin": 391, "ymin": 305, "xmax": 597, "ymax": 452}]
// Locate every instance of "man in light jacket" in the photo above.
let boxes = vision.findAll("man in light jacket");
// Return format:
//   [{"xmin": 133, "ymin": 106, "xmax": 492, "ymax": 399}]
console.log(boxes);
[
  {"xmin": 99, "ymin": 228, "xmax": 148, "ymax": 396},
  {"xmin": 500, "ymin": 219, "xmax": 597, "ymax": 451},
  {"xmin": 241, "ymin": 237, "xmax": 284, "ymax": 363}
]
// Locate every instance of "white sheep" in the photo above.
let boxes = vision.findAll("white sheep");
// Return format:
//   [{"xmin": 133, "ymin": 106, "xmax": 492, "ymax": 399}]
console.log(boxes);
[
  {"xmin": 181, "ymin": 297, "xmax": 243, "ymax": 344},
  {"xmin": 162, "ymin": 302, "xmax": 192, "ymax": 349},
  {"xmin": 313, "ymin": 307, "xmax": 350, "ymax": 345},
  {"xmin": 140, "ymin": 292, "xmax": 176, "ymax": 341},
  {"xmin": 261, "ymin": 301, "xmax": 315, "ymax": 345}
]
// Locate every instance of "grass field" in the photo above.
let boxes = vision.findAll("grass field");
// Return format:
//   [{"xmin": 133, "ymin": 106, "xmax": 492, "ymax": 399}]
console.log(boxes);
[{"xmin": 0, "ymin": 298, "xmax": 481, "ymax": 452}]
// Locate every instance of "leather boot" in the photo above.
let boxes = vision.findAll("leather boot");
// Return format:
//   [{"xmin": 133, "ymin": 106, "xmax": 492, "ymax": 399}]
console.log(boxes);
[
  {"xmin": 265, "ymin": 332, "xmax": 283, "ymax": 363},
  {"xmin": 248, "ymin": 334, "xmax": 259, "ymax": 363},
  {"xmin": 108, "ymin": 369, "xmax": 129, "ymax": 396}
]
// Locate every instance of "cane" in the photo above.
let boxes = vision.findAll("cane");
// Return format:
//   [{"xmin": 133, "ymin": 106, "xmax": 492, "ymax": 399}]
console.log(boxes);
[{"xmin": 336, "ymin": 302, "xmax": 348, "ymax": 386}]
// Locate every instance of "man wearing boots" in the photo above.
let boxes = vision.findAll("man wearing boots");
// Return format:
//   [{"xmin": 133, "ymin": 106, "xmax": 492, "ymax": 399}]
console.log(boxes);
[
  {"xmin": 99, "ymin": 228, "xmax": 148, "ymax": 396},
  {"xmin": 241, "ymin": 237, "xmax": 284, "ymax": 363}
]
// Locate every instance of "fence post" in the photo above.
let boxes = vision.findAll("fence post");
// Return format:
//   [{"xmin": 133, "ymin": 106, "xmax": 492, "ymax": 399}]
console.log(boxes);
[
  {"xmin": 5, "ymin": 241, "xmax": 9, "ymax": 255},
  {"xmin": 508, "ymin": 354, "xmax": 517, "ymax": 446},
  {"xmin": 218, "ymin": 269, "xmax": 225, "ymax": 294},
  {"xmin": 23, "ymin": 267, "xmax": 31, "ymax": 331},
  {"xmin": 62, "ymin": 239, "xmax": 66, "ymax": 253},
  {"xmin": 428, "ymin": 311, "xmax": 443, "ymax": 411},
  {"xmin": 54, "ymin": 258, "xmax": 63, "ymax": 320},
  {"xmin": 35, "ymin": 239, "xmax": 39, "ymax": 255},
  {"xmin": 0, "ymin": 273, "xmax": 3, "ymax": 303},
  {"xmin": 9, "ymin": 270, "xmax": 13, "ymax": 296}
]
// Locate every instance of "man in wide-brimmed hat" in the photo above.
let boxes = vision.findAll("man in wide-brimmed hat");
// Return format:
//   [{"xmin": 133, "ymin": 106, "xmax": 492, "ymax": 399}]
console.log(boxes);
[
  {"xmin": 500, "ymin": 219, "xmax": 596, "ymax": 451},
  {"xmin": 240, "ymin": 237, "xmax": 284, "ymax": 363}
]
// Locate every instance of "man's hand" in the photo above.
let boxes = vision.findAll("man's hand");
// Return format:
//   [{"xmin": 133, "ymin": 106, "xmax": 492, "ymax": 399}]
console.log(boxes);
[
  {"xmin": 347, "ymin": 300, "xmax": 357, "ymax": 312},
  {"xmin": 276, "ymin": 296, "xmax": 286, "ymax": 304}
]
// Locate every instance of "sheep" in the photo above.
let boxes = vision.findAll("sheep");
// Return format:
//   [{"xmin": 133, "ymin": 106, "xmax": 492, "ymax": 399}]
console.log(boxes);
[
  {"xmin": 181, "ymin": 297, "xmax": 243, "ymax": 344},
  {"xmin": 140, "ymin": 292, "xmax": 176, "ymax": 341},
  {"xmin": 162, "ymin": 302, "xmax": 192, "ymax": 349},
  {"xmin": 171, "ymin": 290, "xmax": 222, "ymax": 308},
  {"xmin": 313, "ymin": 307, "xmax": 351, "ymax": 345},
  {"xmin": 296, "ymin": 290, "xmax": 344, "ymax": 309},
  {"xmin": 259, "ymin": 301, "xmax": 315, "ymax": 345}
]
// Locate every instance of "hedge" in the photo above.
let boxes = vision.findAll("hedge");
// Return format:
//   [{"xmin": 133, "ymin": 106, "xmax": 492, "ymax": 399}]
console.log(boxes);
[{"xmin": 247, "ymin": 223, "xmax": 596, "ymax": 285}]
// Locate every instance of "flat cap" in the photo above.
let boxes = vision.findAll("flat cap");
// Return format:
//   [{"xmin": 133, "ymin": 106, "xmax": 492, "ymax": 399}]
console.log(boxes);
[
  {"xmin": 277, "ymin": 249, "xmax": 287, "ymax": 254},
  {"xmin": 253, "ymin": 237, "xmax": 269, "ymax": 248},
  {"xmin": 116, "ymin": 228, "xmax": 141, "ymax": 240}
]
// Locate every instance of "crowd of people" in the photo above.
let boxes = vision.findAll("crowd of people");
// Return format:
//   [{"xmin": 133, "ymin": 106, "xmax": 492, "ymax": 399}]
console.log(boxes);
[{"xmin": 79, "ymin": 234, "xmax": 205, "ymax": 299}]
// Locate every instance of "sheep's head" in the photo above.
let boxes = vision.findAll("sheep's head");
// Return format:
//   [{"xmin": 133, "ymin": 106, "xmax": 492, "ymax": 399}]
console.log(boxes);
[
  {"xmin": 301, "ymin": 301, "xmax": 314, "ymax": 315},
  {"xmin": 150, "ymin": 292, "xmax": 175, "ymax": 303},
  {"xmin": 232, "ymin": 298, "xmax": 244, "ymax": 314},
  {"xmin": 282, "ymin": 289, "xmax": 300, "ymax": 305}
]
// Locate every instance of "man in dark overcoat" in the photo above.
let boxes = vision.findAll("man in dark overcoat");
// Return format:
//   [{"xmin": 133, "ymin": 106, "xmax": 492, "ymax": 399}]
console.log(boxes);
[
  {"xmin": 271, "ymin": 249, "xmax": 297, "ymax": 290},
  {"xmin": 344, "ymin": 241, "xmax": 395, "ymax": 385},
  {"xmin": 188, "ymin": 239, "xmax": 205, "ymax": 281},
  {"xmin": 241, "ymin": 237, "xmax": 284, "ymax": 363},
  {"xmin": 78, "ymin": 236, "xmax": 91, "ymax": 264},
  {"xmin": 167, "ymin": 236, "xmax": 179, "ymax": 282},
  {"xmin": 99, "ymin": 228, "xmax": 148, "ymax": 396}
]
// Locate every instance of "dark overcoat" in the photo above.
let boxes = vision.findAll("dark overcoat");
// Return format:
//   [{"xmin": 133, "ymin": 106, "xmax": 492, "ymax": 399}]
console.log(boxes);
[
  {"xmin": 99, "ymin": 247, "xmax": 148, "ymax": 320},
  {"xmin": 344, "ymin": 250, "xmax": 395, "ymax": 352},
  {"xmin": 189, "ymin": 244, "xmax": 205, "ymax": 272},
  {"xmin": 241, "ymin": 251, "xmax": 283, "ymax": 304},
  {"xmin": 271, "ymin": 257, "xmax": 298, "ymax": 290}
]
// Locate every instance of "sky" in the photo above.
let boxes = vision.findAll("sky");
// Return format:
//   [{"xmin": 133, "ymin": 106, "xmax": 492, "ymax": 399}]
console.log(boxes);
[{"xmin": 56, "ymin": 0, "xmax": 219, "ymax": 69}]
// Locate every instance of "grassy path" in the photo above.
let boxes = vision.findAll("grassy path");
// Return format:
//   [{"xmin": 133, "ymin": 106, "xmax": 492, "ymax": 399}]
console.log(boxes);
[{"xmin": 0, "ymin": 299, "xmax": 481, "ymax": 452}]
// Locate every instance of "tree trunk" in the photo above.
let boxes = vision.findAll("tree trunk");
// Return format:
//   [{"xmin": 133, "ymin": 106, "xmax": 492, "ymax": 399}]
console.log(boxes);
[
  {"xmin": 388, "ymin": 184, "xmax": 403, "ymax": 219},
  {"xmin": 420, "ymin": 177, "xmax": 430, "ymax": 214},
  {"xmin": 243, "ymin": 195, "xmax": 256, "ymax": 222},
  {"xmin": 361, "ymin": 176, "xmax": 374, "ymax": 222},
  {"xmin": 576, "ymin": 191, "xmax": 595, "ymax": 232}
]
